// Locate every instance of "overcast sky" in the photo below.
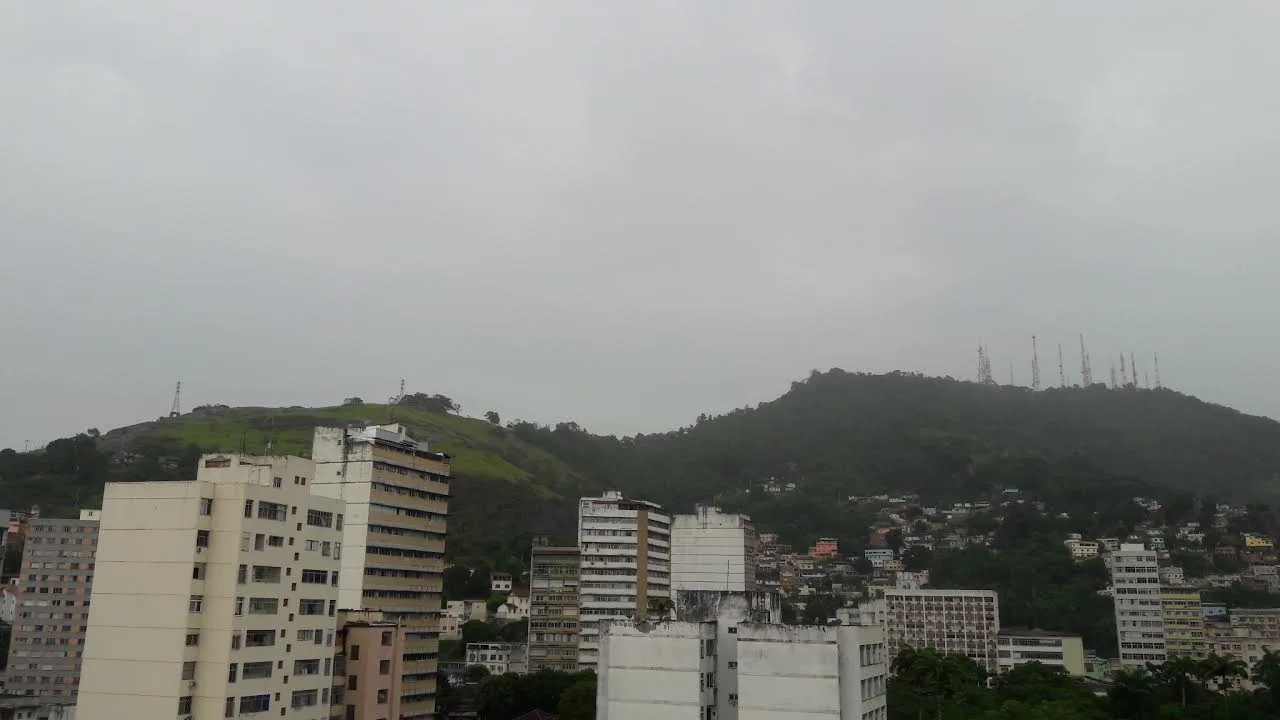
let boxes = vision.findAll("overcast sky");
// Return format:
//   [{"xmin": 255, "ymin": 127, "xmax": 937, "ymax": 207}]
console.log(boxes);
[{"xmin": 4, "ymin": 1, "xmax": 1280, "ymax": 450}]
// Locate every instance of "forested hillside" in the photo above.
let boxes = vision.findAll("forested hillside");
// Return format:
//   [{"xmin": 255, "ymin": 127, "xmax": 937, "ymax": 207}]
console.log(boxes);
[{"xmin": 4, "ymin": 370, "xmax": 1280, "ymax": 563}]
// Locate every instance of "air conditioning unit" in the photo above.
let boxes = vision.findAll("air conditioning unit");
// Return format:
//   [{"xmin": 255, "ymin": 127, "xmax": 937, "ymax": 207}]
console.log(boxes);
[{"xmin": 188, "ymin": 680, "xmax": 197, "ymax": 687}]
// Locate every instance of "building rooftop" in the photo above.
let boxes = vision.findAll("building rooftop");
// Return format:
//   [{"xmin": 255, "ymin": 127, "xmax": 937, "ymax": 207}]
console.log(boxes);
[{"xmin": 998, "ymin": 628, "xmax": 1081, "ymax": 638}]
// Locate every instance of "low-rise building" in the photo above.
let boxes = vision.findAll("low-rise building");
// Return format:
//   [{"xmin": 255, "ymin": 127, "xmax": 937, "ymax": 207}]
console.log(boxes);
[
  {"xmin": 1065, "ymin": 540, "xmax": 1100, "ymax": 561},
  {"xmin": 496, "ymin": 589, "xmax": 530, "ymax": 622},
  {"xmin": 597, "ymin": 593, "xmax": 887, "ymax": 720},
  {"xmin": 465, "ymin": 642, "xmax": 527, "ymax": 676},
  {"xmin": 996, "ymin": 629, "xmax": 1085, "ymax": 676},
  {"xmin": 1159, "ymin": 566, "xmax": 1186, "ymax": 587},
  {"xmin": 863, "ymin": 548, "xmax": 895, "ymax": 567},
  {"xmin": 490, "ymin": 572, "xmax": 513, "ymax": 594}
]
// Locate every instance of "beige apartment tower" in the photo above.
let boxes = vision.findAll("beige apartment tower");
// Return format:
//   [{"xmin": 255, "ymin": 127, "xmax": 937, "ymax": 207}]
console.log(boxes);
[
  {"xmin": 576, "ymin": 491, "xmax": 671, "ymax": 670},
  {"xmin": 311, "ymin": 424, "xmax": 449, "ymax": 720},
  {"xmin": 76, "ymin": 454, "xmax": 344, "ymax": 720},
  {"xmin": 4, "ymin": 510, "xmax": 100, "ymax": 701},
  {"xmin": 527, "ymin": 541, "xmax": 581, "ymax": 672}
]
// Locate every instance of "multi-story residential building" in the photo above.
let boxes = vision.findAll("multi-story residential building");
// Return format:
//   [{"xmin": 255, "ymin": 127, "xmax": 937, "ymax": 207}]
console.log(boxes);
[
  {"xmin": 312, "ymin": 424, "xmax": 450, "ymax": 719},
  {"xmin": 1231, "ymin": 608, "xmax": 1280, "ymax": 636},
  {"xmin": 76, "ymin": 454, "xmax": 343, "ymax": 720},
  {"xmin": 330, "ymin": 610, "xmax": 406, "ymax": 720},
  {"xmin": 1159, "ymin": 566, "xmax": 1186, "ymax": 587},
  {"xmin": 3, "ymin": 511, "xmax": 100, "ymax": 701},
  {"xmin": 808, "ymin": 537, "xmax": 840, "ymax": 560},
  {"xmin": 527, "ymin": 542, "xmax": 580, "ymax": 672},
  {"xmin": 1161, "ymin": 586, "xmax": 1207, "ymax": 659},
  {"xmin": 464, "ymin": 642, "xmax": 527, "ymax": 676},
  {"xmin": 864, "ymin": 549, "xmax": 895, "ymax": 567},
  {"xmin": 1111, "ymin": 543, "xmax": 1167, "ymax": 668},
  {"xmin": 576, "ymin": 491, "xmax": 671, "ymax": 671},
  {"xmin": 670, "ymin": 506, "xmax": 759, "ymax": 594},
  {"xmin": 1, "ymin": 582, "xmax": 17, "ymax": 623},
  {"xmin": 861, "ymin": 588, "xmax": 1000, "ymax": 674},
  {"xmin": 597, "ymin": 593, "xmax": 887, "ymax": 720},
  {"xmin": 1064, "ymin": 540, "xmax": 1099, "ymax": 561},
  {"xmin": 996, "ymin": 629, "xmax": 1085, "ymax": 676},
  {"xmin": 490, "ymin": 572, "xmax": 513, "ymax": 593}
]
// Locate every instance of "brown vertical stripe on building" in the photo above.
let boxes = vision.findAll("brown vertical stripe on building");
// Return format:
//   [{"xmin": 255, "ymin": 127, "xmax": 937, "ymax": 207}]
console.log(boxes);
[{"xmin": 635, "ymin": 508, "xmax": 649, "ymax": 615}]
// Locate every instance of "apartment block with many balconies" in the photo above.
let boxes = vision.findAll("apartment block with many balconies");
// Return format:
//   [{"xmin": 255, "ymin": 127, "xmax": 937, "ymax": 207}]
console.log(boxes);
[
  {"xmin": 1111, "ymin": 543, "xmax": 1167, "ymax": 668},
  {"xmin": 863, "ymin": 588, "xmax": 1000, "ymax": 674},
  {"xmin": 3, "ymin": 510, "xmax": 100, "ymax": 702},
  {"xmin": 311, "ymin": 424, "xmax": 450, "ymax": 720},
  {"xmin": 576, "ymin": 491, "xmax": 671, "ymax": 671},
  {"xmin": 75, "ymin": 454, "xmax": 343, "ymax": 720},
  {"xmin": 527, "ymin": 541, "xmax": 581, "ymax": 672}
]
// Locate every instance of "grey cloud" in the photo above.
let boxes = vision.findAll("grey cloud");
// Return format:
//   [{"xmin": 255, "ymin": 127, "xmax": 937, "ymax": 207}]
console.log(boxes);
[{"xmin": 4, "ymin": 1, "xmax": 1280, "ymax": 449}]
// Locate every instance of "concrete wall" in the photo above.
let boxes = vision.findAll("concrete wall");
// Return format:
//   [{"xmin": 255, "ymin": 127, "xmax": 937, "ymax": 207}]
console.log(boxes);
[{"xmin": 597, "ymin": 620, "xmax": 712, "ymax": 720}]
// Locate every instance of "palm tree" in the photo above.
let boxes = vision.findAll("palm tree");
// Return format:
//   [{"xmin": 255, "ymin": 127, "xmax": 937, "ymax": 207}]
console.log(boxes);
[
  {"xmin": 1152, "ymin": 656, "xmax": 1202, "ymax": 707},
  {"xmin": 1108, "ymin": 667, "xmax": 1156, "ymax": 720},
  {"xmin": 1198, "ymin": 653, "xmax": 1249, "ymax": 693},
  {"xmin": 1251, "ymin": 648, "xmax": 1280, "ymax": 709}
]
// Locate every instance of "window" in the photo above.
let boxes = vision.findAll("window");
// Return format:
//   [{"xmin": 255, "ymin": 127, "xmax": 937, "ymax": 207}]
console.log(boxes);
[
  {"xmin": 238, "ymin": 564, "xmax": 248, "ymax": 584},
  {"xmin": 298, "ymin": 599, "xmax": 325, "ymax": 616},
  {"xmin": 307, "ymin": 509, "xmax": 334, "ymax": 528},
  {"xmin": 379, "ymin": 659, "xmax": 390, "ymax": 675},
  {"xmin": 381, "ymin": 631, "xmax": 393, "ymax": 646},
  {"xmin": 225, "ymin": 697, "xmax": 235, "ymax": 718},
  {"xmin": 328, "ymin": 599, "xmax": 336, "ymax": 617},
  {"xmin": 196, "ymin": 531, "xmax": 210, "ymax": 549},
  {"xmin": 321, "ymin": 541, "xmax": 332, "ymax": 556},
  {"xmin": 291, "ymin": 690, "xmax": 318, "ymax": 709},
  {"xmin": 377, "ymin": 689, "xmax": 388, "ymax": 704},
  {"xmin": 347, "ymin": 676, "xmax": 358, "ymax": 691},
  {"xmin": 182, "ymin": 661, "xmax": 196, "ymax": 681},
  {"xmin": 228, "ymin": 663, "xmax": 238, "ymax": 683},
  {"xmin": 192, "ymin": 564, "xmax": 206, "ymax": 580},
  {"xmin": 254, "ymin": 534, "xmax": 265, "ymax": 551},
  {"xmin": 248, "ymin": 597, "xmax": 278, "ymax": 615},
  {"xmin": 257, "ymin": 502, "xmax": 287, "ymax": 521},
  {"xmin": 231, "ymin": 633, "xmax": 242, "ymax": 650},
  {"xmin": 337, "ymin": 514, "xmax": 343, "ymax": 530},
  {"xmin": 178, "ymin": 696, "xmax": 193, "ymax": 714},
  {"xmin": 185, "ymin": 633, "xmax": 200, "ymax": 647},
  {"xmin": 245, "ymin": 630, "xmax": 276, "ymax": 648},
  {"xmin": 189, "ymin": 596, "xmax": 203, "ymax": 613},
  {"xmin": 239, "ymin": 694, "xmax": 270, "ymax": 714},
  {"xmin": 350, "ymin": 645, "xmax": 359, "ymax": 661},
  {"xmin": 297, "ymin": 629, "xmax": 316, "ymax": 642},
  {"xmin": 294, "ymin": 659, "xmax": 321, "ymax": 676},
  {"xmin": 244, "ymin": 499, "xmax": 254, "ymax": 518},
  {"xmin": 272, "ymin": 476, "xmax": 283, "ymax": 488},
  {"xmin": 267, "ymin": 535, "xmax": 284, "ymax": 548},
  {"xmin": 241, "ymin": 661, "xmax": 273, "ymax": 679},
  {"xmin": 199, "ymin": 498, "xmax": 213, "ymax": 515},
  {"xmin": 235, "ymin": 597, "xmax": 245, "ymax": 616},
  {"xmin": 301, "ymin": 570, "xmax": 328, "ymax": 584},
  {"xmin": 251, "ymin": 566, "xmax": 281, "ymax": 583}
]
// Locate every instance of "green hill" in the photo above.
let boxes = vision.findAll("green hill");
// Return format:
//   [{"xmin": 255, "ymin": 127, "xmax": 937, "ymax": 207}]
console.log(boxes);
[{"xmin": 5, "ymin": 371, "xmax": 1280, "ymax": 563}]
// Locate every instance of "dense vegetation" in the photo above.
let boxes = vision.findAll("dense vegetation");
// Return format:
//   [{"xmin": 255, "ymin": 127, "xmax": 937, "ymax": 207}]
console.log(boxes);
[
  {"xmin": 7, "ymin": 371, "xmax": 1280, "ymax": 561},
  {"xmin": 438, "ymin": 668, "xmax": 595, "ymax": 720},
  {"xmin": 891, "ymin": 646, "xmax": 1280, "ymax": 719}
]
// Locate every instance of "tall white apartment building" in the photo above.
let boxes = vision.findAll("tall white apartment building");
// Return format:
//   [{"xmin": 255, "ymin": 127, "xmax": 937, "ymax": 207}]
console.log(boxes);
[
  {"xmin": 312, "ymin": 424, "xmax": 450, "ymax": 719},
  {"xmin": 670, "ymin": 506, "xmax": 759, "ymax": 594},
  {"xmin": 1111, "ymin": 543, "xmax": 1167, "ymax": 668},
  {"xmin": 861, "ymin": 588, "xmax": 1000, "ymax": 673},
  {"xmin": 577, "ymin": 491, "xmax": 671, "ymax": 670},
  {"xmin": 597, "ymin": 594, "xmax": 888, "ymax": 720},
  {"xmin": 76, "ymin": 454, "xmax": 343, "ymax": 720}
]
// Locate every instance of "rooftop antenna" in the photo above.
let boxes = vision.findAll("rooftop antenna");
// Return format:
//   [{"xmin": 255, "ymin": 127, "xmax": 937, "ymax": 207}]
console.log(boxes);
[
  {"xmin": 1130, "ymin": 352, "xmax": 1137, "ymax": 388},
  {"xmin": 1057, "ymin": 344, "xmax": 1067, "ymax": 388},
  {"xmin": 169, "ymin": 381, "xmax": 182, "ymax": 418},
  {"xmin": 1031, "ymin": 335, "xmax": 1042, "ymax": 391},
  {"xmin": 1109, "ymin": 364, "xmax": 1118, "ymax": 390},
  {"xmin": 1144, "ymin": 371, "xmax": 1150, "ymax": 389},
  {"xmin": 1079, "ymin": 334, "xmax": 1093, "ymax": 386},
  {"xmin": 388, "ymin": 378, "xmax": 406, "ymax": 422},
  {"xmin": 1119, "ymin": 354, "xmax": 1127, "ymax": 388},
  {"xmin": 1154, "ymin": 353, "xmax": 1162, "ymax": 390},
  {"xmin": 977, "ymin": 344, "xmax": 994, "ymax": 385}
]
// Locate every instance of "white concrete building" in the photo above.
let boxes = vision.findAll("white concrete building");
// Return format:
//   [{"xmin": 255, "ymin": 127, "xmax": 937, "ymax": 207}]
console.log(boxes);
[
  {"xmin": 996, "ymin": 629, "xmax": 1086, "ymax": 676},
  {"xmin": 671, "ymin": 506, "xmax": 759, "ymax": 593},
  {"xmin": 496, "ymin": 590, "xmax": 530, "ymax": 622},
  {"xmin": 1064, "ymin": 539, "xmax": 1099, "ymax": 561},
  {"xmin": 312, "ymin": 424, "xmax": 451, "ymax": 718},
  {"xmin": 490, "ymin": 572, "xmax": 513, "ymax": 593},
  {"xmin": 597, "ymin": 600, "xmax": 888, "ymax": 720},
  {"xmin": 1159, "ymin": 566, "xmax": 1186, "ymax": 587},
  {"xmin": 76, "ymin": 454, "xmax": 343, "ymax": 720},
  {"xmin": 1111, "ymin": 543, "xmax": 1167, "ymax": 668},
  {"xmin": 863, "ymin": 549, "xmax": 895, "ymax": 568},
  {"xmin": 465, "ymin": 641, "xmax": 528, "ymax": 676},
  {"xmin": 861, "ymin": 588, "xmax": 1000, "ymax": 673},
  {"xmin": 1, "ymin": 581, "xmax": 17, "ymax": 624},
  {"xmin": 577, "ymin": 491, "xmax": 672, "ymax": 670}
]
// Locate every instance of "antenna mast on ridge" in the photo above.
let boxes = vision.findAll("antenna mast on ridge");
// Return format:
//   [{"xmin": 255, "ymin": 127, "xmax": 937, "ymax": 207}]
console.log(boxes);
[
  {"xmin": 1058, "ymin": 344, "xmax": 1067, "ymax": 388},
  {"xmin": 1031, "ymin": 335, "xmax": 1042, "ymax": 391},
  {"xmin": 1154, "ymin": 353, "xmax": 1162, "ymax": 389},
  {"xmin": 1130, "ymin": 352, "xmax": 1137, "ymax": 388},
  {"xmin": 169, "ymin": 381, "xmax": 182, "ymax": 418},
  {"xmin": 1079, "ymin": 334, "xmax": 1093, "ymax": 386}
]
